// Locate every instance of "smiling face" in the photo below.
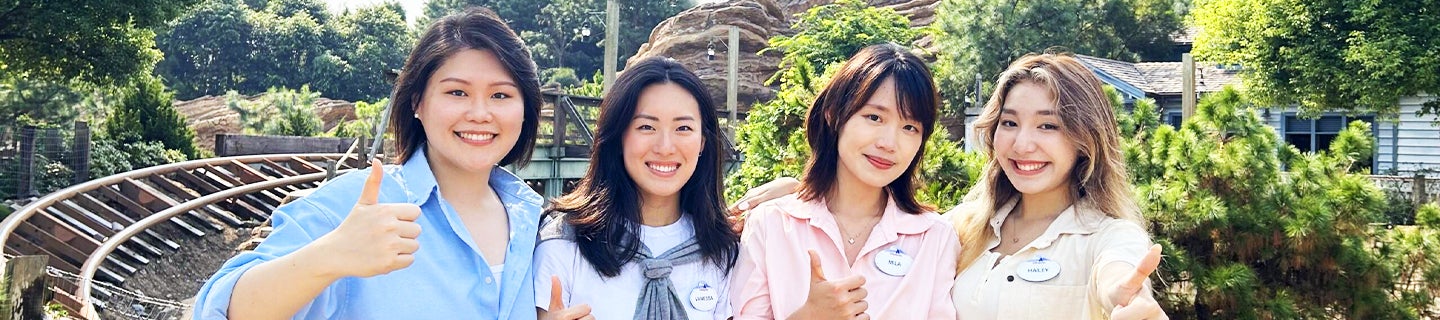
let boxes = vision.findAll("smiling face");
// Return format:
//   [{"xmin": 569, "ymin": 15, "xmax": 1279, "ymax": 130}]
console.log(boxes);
[
  {"xmin": 414, "ymin": 49, "xmax": 525, "ymax": 174},
  {"xmin": 622, "ymin": 83, "xmax": 705, "ymax": 204},
  {"xmin": 833, "ymin": 76, "xmax": 926, "ymax": 190},
  {"xmin": 992, "ymin": 80, "xmax": 1079, "ymax": 199}
]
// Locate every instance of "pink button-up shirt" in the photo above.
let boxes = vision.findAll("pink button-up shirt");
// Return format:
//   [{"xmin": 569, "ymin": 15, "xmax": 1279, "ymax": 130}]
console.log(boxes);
[{"xmin": 730, "ymin": 194, "xmax": 960, "ymax": 319}]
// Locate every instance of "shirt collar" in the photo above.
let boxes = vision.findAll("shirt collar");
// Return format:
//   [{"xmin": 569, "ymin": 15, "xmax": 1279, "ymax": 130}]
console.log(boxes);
[
  {"xmin": 782, "ymin": 195, "xmax": 935, "ymax": 235},
  {"xmin": 988, "ymin": 197, "xmax": 1105, "ymax": 249},
  {"xmin": 398, "ymin": 146, "xmax": 543, "ymax": 208},
  {"xmin": 399, "ymin": 147, "xmax": 440, "ymax": 205}
]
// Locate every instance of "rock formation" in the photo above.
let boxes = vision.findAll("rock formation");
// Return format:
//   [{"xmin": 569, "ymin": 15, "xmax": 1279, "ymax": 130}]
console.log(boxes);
[{"xmin": 628, "ymin": 0, "xmax": 940, "ymax": 114}]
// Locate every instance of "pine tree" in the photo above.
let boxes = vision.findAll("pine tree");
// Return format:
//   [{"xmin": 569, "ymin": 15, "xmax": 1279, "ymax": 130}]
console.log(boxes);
[{"xmin": 1120, "ymin": 87, "xmax": 1426, "ymax": 319}]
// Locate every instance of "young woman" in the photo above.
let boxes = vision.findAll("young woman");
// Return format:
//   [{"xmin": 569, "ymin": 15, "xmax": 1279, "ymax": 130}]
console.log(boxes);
[
  {"xmin": 533, "ymin": 57, "xmax": 740, "ymax": 320},
  {"xmin": 731, "ymin": 53, "xmax": 1167, "ymax": 319},
  {"xmin": 728, "ymin": 43, "xmax": 960, "ymax": 320},
  {"xmin": 194, "ymin": 8, "xmax": 546, "ymax": 319},
  {"xmin": 948, "ymin": 53, "xmax": 1165, "ymax": 319}
]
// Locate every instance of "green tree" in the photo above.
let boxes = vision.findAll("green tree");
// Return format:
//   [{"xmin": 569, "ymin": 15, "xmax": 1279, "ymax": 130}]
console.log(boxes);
[
  {"xmin": 1191, "ymin": 0, "xmax": 1440, "ymax": 119},
  {"xmin": 105, "ymin": 75, "xmax": 199, "ymax": 159},
  {"xmin": 1122, "ymin": 86, "xmax": 1428, "ymax": 318},
  {"xmin": 0, "ymin": 78, "xmax": 114, "ymax": 128},
  {"xmin": 157, "ymin": 0, "xmax": 413, "ymax": 101},
  {"xmin": 326, "ymin": 98, "xmax": 387, "ymax": 139},
  {"xmin": 726, "ymin": 0, "xmax": 978, "ymax": 207},
  {"xmin": 313, "ymin": 3, "xmax": 413, "ymax": 101},
  {"xmin": 0, "ymin": 0, "xmax": 202, "ymax": 84},
  {"xmin": 156, "ymin": 0, "xmax": 256, "ymax": 98},
  {"xmin": 421, "ymin": 0, "xmax": 543, "ymax": 33},
  {"xmin": 931, "ymin": 0, "xmax": 1184, "ymax": 113},
  {"xmin": 228, "ymin": 86, "xmax": 323, "ymax": 136},
  {"xmin": 531, "ymin": 0, "xmax": 603, "ymax": 75}
]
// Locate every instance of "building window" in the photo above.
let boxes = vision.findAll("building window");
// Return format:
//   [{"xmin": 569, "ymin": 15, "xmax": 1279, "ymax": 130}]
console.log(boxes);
[
  {"xmin": 1165, "ymin": 112, "xmax": 1183, "ymax": 128},
  {"xmin": 1283, "ymin": 114, "xmax": 1373, "ymax": 153}
]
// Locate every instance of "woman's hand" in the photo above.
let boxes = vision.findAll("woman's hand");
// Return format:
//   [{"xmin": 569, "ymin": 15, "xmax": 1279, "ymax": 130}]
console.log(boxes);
[
  {"xmin": 542, "ymin": 276, "xmax": 594, "ymax": 320},
  {"xmin": 788, "ymin": 251, "xmax": 869, "ymax": 320},
  {"xmin": 727, "ymin": 177, "xmax": 801, "ymax": 233},
  {"xmin": 1106, "ymin": 244, "xmax": 1168, "ymax": 320},
  {"xmin": 311, "ymin": 159, "xmax": 424, "ymax": 278}
]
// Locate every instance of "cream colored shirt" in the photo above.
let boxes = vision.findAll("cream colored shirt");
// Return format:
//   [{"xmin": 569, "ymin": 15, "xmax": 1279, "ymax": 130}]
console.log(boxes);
[{"xmin": 948, "ymin": 199, "xmax": 1151, "ymax": 319}]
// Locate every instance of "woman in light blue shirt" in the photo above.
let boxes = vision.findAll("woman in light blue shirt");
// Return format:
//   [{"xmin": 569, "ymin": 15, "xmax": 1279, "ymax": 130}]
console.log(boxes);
[{"xmin": 194, "ymin": 7, "xmax": 545, "ymax": 319}]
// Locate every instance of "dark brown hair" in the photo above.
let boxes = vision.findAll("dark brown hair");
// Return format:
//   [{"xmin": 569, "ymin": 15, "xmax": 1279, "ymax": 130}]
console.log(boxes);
[
  {"xmin": 550, "ymin": 57, "xmax": 738, "ymax": 277},
  {"xmin": 388, "ymin": 7, "xmax": 540, "ymax": 166},
  {"xmin": 798, "ymin": 43, "xmax": 939, "ymax": 214}
]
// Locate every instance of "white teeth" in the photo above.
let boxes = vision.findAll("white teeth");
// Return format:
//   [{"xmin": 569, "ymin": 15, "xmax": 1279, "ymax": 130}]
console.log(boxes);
[
  {"xmin": 1017, "ymin": 162, "xmax": 1045, "ymax": 171},
  {"xmin": 648, "ymin": 163, "xmax": 678, "ymax": 173},
  {"xmin": 457, "ymin": 132, "xmax": 495, "ymax": 141}
]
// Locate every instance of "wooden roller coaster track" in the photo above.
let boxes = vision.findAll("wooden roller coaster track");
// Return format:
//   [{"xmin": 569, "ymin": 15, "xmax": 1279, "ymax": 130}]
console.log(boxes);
[{"xmin": 0, "ymin": 153, "xmax": 362, "ymax": 318}]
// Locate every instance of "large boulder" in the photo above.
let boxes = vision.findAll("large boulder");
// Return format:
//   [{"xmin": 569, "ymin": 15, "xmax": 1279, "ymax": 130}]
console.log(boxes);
[
  {"xmin": 628, "ymin": 0, "xmax": 940, "ymax": 115},
  {"xmin": 629, "ymin": 0, "xmax": 789, "ymax": 115}
]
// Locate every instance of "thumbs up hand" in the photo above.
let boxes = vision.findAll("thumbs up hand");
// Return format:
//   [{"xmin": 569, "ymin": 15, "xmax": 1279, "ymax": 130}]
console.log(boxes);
[
  {"xmin": 543, "ymin": 276, "xmax": 593, "ymax": 320},
  {"xmin": 788, "ymin": 250, "xmax": 870, "ymax": 320},
  {"xmin": 313, "ymin": 159, "xmax": 424, "ymax": 278},
  {"xmin": 1106, "ymin": 244, "xmax": 1168, "ymax": 320}
]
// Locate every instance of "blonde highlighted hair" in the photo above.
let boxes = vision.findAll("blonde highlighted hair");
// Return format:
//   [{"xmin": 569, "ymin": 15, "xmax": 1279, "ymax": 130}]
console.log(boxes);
[{"xmin": 953, "ymin": 52, "xmax": 1145, "ymax": 270}]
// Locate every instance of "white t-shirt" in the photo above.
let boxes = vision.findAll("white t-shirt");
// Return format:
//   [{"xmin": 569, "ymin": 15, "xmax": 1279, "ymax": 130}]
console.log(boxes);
[{"xmin": 534, "ymin": 215, "xmax": 733, "ymax": 319}]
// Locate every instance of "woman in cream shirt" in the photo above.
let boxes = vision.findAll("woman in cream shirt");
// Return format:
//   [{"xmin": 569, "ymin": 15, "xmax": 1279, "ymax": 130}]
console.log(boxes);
[{"xmin": 946, "ymin": 52, "xmax": 1166, "ymax": 319}]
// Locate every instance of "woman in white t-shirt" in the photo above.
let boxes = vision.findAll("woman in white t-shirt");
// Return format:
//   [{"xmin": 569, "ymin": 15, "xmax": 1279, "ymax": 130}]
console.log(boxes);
[{"xmin": 534, "ymin": 57, "xmax": 740, "ymax": 320}]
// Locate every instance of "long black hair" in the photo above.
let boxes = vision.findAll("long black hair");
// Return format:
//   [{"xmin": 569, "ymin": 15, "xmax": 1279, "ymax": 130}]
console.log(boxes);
[{"xmin": 549, "ymin": 57, "xmax": 739, "ymax": 277}]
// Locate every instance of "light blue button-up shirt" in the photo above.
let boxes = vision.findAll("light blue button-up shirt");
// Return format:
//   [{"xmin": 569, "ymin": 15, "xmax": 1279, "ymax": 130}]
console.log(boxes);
[{"xmin": 194, "ymin": 148, "xmax": 542, "ymax": 319}]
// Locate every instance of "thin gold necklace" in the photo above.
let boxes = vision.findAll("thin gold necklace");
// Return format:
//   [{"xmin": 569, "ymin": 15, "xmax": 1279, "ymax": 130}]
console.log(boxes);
[{"xmin": 835, "ymin": 213, "xmax": 881, "ymax": 245}]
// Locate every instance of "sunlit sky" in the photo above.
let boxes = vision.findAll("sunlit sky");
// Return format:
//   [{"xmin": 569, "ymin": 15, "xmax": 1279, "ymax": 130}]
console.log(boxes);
[{"xmin": 323, "ymin": 0, "xmax": 727, "ymax": 25}]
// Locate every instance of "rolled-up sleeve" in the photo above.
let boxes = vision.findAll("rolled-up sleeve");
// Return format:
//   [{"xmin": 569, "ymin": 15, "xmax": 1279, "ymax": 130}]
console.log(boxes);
[{"xmin": 192, "ymin": 198, "xmax": 344, "ymax": 320}]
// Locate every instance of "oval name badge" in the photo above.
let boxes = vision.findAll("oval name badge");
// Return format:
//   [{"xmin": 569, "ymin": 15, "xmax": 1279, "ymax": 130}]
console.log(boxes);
[
  {"xmin": 688, "ymin": 282, "xmax": 719, "ymax": 311},
  {"xmin": 874, "ymin": 246, "xmax": 913, "ymax": 277},
  {"xmin": 1015, "ymin": 256, "xmax": 1061, "ymax": 282}
]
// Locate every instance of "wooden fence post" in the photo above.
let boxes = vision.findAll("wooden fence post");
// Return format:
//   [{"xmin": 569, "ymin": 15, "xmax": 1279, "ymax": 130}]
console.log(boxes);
[
  {"xmin": 71, "ymin": 121, "xmax": 91, "ymax": 185},
  {"xmin": 16, "ymin": 126, "xmax": 36, "ymax": 198},
  {"xmin": 3, "ymin": 255, "xmax": 53, "ymax": 320}
]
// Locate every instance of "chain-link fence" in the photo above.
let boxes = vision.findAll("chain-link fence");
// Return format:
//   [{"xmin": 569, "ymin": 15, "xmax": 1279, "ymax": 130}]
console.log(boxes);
[
  {"xmin": 45, "ymin": 266, "xmax": 190, "ymax": 320},
  {"xmin": 0, "ymin": 122, "xmax": 92, "ymax": 202}
]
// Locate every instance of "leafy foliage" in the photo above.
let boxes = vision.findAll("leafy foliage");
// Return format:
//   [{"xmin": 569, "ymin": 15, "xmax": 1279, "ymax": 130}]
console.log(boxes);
[
  {"xmin": 327, "ymin": 98, "xmax": 387, "ymax": 139},
  {"xmin": 157, "ymin": 0, "xmax": 414, "ymax": 101},
  {"xmin": 1120, "ymin": 86, "xmax": 1435, "ymax": 318},
  {"xmin": 104, "ymin": 75, "xmax": 199, "ymax": 159},
  {"xmin": 227, "ymin": 86, "xmax": 323, "ymax": 137},
  {"xmin": 0, "ymin": 0, "xmax": 203, "ymax": 84},
  {"xmin": 424, "ymin": 0, "xmax": 688, "ymax": 77},
  {"xmin": 1191, "ymin": 0, "xmax": 1440, "ymax": 119},
  {"xmin": 726, "ymin": 0, "xmax": 979, "ymax": 207},
  {"xmin": 764, "ymin": 0, "xmax": 920, "ymax": 84},
  {"xmin": 0, "ymin": 78, "xmax": 121, "ymax": 128},
  {"xmin": 931, "ymin": 0, "xmax": 1185, "ymax": 113}
]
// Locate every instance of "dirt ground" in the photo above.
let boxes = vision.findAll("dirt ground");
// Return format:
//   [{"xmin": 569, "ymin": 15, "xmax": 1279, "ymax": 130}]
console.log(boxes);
[{"xmin": 102, "ymin": 222, "xmax": 256, "ymax": 318}]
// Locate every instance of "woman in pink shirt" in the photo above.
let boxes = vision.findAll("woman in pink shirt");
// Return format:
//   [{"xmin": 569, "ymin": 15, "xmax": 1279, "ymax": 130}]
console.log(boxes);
[{"xmin": 729, "ymin": 43, "xmax": 960, "ymax": 320}]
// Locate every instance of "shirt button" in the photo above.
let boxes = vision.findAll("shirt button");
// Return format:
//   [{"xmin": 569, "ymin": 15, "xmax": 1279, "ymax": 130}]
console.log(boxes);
[
  {"xmin": 1007, "ymin": 275, "xmax": 1015, "ymax": 282},
  {"xmin": 485, "ymin": 277, "xmax": 494, "ymax": 284}
]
